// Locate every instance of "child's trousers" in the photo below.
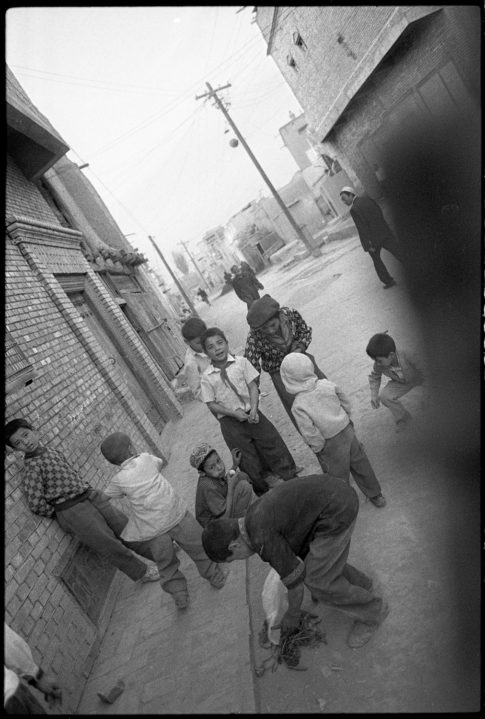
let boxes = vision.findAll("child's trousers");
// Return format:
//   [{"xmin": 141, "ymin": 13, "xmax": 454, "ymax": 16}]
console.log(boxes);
[
  {"xmin": 379, "ymin": 380, "xmax": 415, "ymax": 422},
  {"xmin": 219, "ymin": 412, "xmax": 297, "ymax": 495},
  {"xmin": 316, "ymin": 424, "xmax": 382, "ymax": 499},
  {"xmin": 124, "ymin": 511, "xmax": 222, "ymax": 596},
  {"xmin": 55, "ymin": 489, "xmax": 148, "ymax": 581}
]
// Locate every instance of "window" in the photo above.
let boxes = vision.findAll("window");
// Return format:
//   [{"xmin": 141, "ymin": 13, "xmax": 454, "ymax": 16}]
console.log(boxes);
[{"xmin": 5, "ymin": 329, "xmax": 35, "ymax": 393}]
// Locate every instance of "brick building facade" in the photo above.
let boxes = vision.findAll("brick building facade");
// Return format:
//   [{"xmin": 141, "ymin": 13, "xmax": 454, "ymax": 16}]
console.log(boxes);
[
  {"xmin": 255, "ymin": 6, "xmax": 480, "ymax": 218},
  {"xmin": 5, "ymin": 66, "xmax": 184, "ymax": 711}
]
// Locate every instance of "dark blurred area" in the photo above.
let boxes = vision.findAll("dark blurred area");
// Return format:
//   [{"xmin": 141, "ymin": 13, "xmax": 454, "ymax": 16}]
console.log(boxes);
[{"xmin": 381, "ymin": 102, "xmax": 481, "ymax": 675}]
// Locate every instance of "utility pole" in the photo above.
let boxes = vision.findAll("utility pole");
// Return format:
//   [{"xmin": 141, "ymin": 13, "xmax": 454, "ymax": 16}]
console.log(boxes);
[
  {"xmin": 179, "ymin": 239, "xmax": 211, "ymax": 291},
  {"xmin": 147, "ymin": 235, "xmax": 199, "ymax": 318},
  {"xmin": 196, "ymin": 82, "xmax": 321, "ymax": 258}
]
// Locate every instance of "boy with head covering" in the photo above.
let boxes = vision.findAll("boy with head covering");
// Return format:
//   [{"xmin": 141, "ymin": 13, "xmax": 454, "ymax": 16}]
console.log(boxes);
[
  {"xmin": 280, "ymin": 353, "xmax": 386, "ymax": 507},
  {"xmin": 244, "ymin": 295, "xmax": 326, "ymax": 430},
  {"xmin": 100, "ymin": 431, "xmax": 228, "ymax": 609},
  {"xmin": 4, "ymin": 418, "xmax": 159, "ymax": 585},
  {"xmin": 190, "ymin": 443, "xmax": 256, "ymax": 528}
]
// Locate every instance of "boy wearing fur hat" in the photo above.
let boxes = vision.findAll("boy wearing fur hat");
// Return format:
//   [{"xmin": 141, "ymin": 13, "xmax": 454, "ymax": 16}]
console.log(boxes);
[
  {"xmin": 190, "ymin": 444, "xmax": 256, "ymax": 528},
  {"xmin": 280, "ymin": 353, "xmax": 386, "ymax": 508},
  {"xmin": 100, "ymin": 432, "xmax": 228, "ymax": 609}
]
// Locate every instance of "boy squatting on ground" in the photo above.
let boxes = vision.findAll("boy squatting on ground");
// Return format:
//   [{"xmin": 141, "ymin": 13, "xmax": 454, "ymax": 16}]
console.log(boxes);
[
  {"xmin": 100, "ymin": 432, "xmax": 227, "ymax": 610},
  {"xmin": 190, "ymin": 443, "xmax": 257, "ymax": 529},
  {"xmin": 4, "ymin": 419, "xmax": 159, "ymax": 585},
  {"xmin": 199, "ymin": 326, "xmax": 299, "ymax": 496},
  {"xmin": 280, "ymin": 353, "xmax": 386, "ymax": 508},
  {"xmin": 202, "ymin": 475, "xmax": 389, "ymax": 649},
  {"xmin": 366, "ymin": 332, "xmax": 424, "ymax": 432}
]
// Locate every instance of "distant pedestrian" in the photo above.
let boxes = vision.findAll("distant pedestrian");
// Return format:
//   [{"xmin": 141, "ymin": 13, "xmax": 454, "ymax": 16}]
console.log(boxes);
[
  {"xmin": 190, "ymin": 443, "xmax": 256, "ymax": 529},
  {"xmin": 5, "ymin": 622, "xmax": 62, "ymax": 713},
  {"xmin": 366, "ymin": 332, "xmax": 425, "ymax": 432},
  {"xmin": 4, "ymin": 418, "xmax": 160, "ymax": 585},
  {"xmin": 230, "ymin": 264, "xmax": 264, "ymax": 309},
  {"xmin": 245, "ymin": 294, "xmax": 326, "ymax": 431},
  {"xmin": 340, "ymin": 186, "xmax": 401, "ymax": 289},
  {"xmin": 202, "ymin": 475, "xmax": 389, "ymax": 648},
  {"xmin": 200, "ymin": 326, "xmax": 299, "ymax": 495},
  {"xmin": 100, "ymin": 432, "xmax": 228, "ymax": 610},
  {"xmin": 280, "ymin": 352, "xmax": 386, "ymax": 507},
  {"xmin": 197, "ymin": 287, "xmax": 211, "ymax": 306}
]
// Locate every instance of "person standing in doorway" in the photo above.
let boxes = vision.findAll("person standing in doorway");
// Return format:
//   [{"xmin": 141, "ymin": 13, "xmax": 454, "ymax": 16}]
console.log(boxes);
[{"xmin": 340, "ymin": 186, "xmax": 401, "ymax": 289}]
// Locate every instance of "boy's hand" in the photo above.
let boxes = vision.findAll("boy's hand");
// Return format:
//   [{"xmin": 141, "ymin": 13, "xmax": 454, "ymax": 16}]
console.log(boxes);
[
  {"xmin": 371, "ymin": 398, "xmax": 380, "ymax": 409},
  {"xmin": 231, "ymin": 448, "xmax": 242, "ymax": 468},
  {"xmin": 248, "ymin": 408, "xmax": 259, "ymax": 424},
  {"xmin": 290, "ymin": 342, "xmax": 304, "ymax": 353},
  {"xmin": 234, "ymin": 408, "xmax": 249, "ymax": 422}
]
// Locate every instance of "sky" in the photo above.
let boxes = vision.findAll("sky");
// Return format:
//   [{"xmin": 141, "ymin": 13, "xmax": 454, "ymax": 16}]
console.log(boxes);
[{"xmin": 6, "ymin": 6, "xmax": 304, "ymax": 278}]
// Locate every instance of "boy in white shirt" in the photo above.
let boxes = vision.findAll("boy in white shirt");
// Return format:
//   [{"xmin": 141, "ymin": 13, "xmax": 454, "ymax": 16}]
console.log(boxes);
[
  {"xmin": 199, "ymin": 327, "xmax": 298, "ymax": 496},
  {"xmin": 180, "ymin": 317, "xmax": 211, "ymax": 402},
  {"xmin": 280, "ymin": 352, "xmax": 386, "ymax": 507},
  {"xmin": 100, "ymin": 432, "xmax": 227, "ymax": 609}
]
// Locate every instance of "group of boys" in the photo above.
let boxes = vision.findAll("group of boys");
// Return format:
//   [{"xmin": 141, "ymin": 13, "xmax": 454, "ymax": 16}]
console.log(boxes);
[{"xmin": 4, "ymin": 286, "xmax": 424, "ymax": 706}]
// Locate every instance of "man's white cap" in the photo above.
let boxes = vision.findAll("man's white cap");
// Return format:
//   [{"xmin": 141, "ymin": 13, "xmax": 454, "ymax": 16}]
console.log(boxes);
[{"xmin": 340, "ymin": 186, "xmax": 356, "ymax": 196}]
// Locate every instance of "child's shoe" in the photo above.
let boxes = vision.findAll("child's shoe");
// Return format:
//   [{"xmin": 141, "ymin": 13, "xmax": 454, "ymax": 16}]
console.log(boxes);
[
  {"xmin": 140, "ymin": 565, "xmax": 160, "ymax": 582},
  {"xmin": 173, "ymin": 590, "xmax": 190, "ymax": 609},
  {"xmin": 210, "ymin": 567, "xmax": 229, "ymax": 589},
  {"xmin": 369, "ymin": 493, "xmax": 386, "ymax": 508}
]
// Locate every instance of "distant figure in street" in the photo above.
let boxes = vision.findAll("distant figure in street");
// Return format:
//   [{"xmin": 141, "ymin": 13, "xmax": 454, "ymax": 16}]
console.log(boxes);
[
  {"xmin": 366, "ymin": 332, "xmax": 425, "ymax": 433},
  {"xmin": 340, "ymin": 186, "xmax": 401, "ymax": 289},
  {"xmin": 245, "ymin": 294, "xmax": 326, "ymax": 431},
  {"xmin": 190, "ymin": 443, "xmax": 256, "ymax": 529},
  {"xmin": 200, "ymin": 326, "xmax": 299, "ymax": 496},
  {"xmin": 4, "ymin": 418, "xmax": 160, "ymax": 585},
  {"xmin": 197, "ymin": 287, "xmax": 211, "ymax": 306},
  {"xmin": 230, "ymin": 263, "xmax": 264, "ymax": 308},
  {"xmin": 239, "ymin": 261, "xmax": 259, "ymax": 280},
  {"xmin": 100, "ymin": 432, "xmax": 227, "ymax": 610},
  {"xmin": 5, "ymin": 622, "xmax": 62, "ymax": 713},
  {"xmin": 280, "ymin": 353, "xmax": 386, "ymax": 507},
  {"xmin": 202, "ymin": 475, "xmax": 389, "ymax": 648}
]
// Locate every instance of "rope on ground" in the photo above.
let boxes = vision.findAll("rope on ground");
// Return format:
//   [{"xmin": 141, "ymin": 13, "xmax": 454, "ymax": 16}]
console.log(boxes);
[{"xmin": 255, "ymin": 611, "xmax": 327, "ymax": 677}]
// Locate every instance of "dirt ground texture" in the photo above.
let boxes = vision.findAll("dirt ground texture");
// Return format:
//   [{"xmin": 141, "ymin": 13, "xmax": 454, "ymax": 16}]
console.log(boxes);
[{"xmin": 77, "ymin": 236, "xmax": 480, "ymax": 714}]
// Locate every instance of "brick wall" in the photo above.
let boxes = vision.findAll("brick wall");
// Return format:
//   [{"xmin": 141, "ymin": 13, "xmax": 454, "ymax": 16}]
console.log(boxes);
[{"xmin": 6, "ymin": 154, "xmax": 59, "ymax": 223}]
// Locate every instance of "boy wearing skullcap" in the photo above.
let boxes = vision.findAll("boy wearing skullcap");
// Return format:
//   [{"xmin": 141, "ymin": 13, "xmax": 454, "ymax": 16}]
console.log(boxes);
[
  {"xmin": 190, "ymin": 444, "xmax": 256, "ymax": 528},
  {"xmin": 100, "ymin": 431, "xmax": 228, "ymax": 609}
]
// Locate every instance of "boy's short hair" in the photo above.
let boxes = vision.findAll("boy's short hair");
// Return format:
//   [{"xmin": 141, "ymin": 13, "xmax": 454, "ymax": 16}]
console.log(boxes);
[
  {"xmin": 200, "ymin": 327, "xmax": 227, "ymax": 351},
  {"xmin": 100, "ymin": 432, "xmax": 132, "ymax": 465},
  {"xmin": 181, "ymin": 317, "xmax": 207, "ymax": 340},
  {"xmin": 5, "ymin": 418, "xmax": 34, "ymax": 447},
  {"xmin": 202, "ymin": 519, "xmax": 239, "ymax": 562},
  {"xmin": 366, "ymin": 332, "xmax": 396, "ymax": 359}
]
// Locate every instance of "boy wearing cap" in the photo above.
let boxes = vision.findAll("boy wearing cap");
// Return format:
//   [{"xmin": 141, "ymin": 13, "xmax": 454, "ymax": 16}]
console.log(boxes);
[
  {"xmin": 190, "ymin": 444, "xmax": 256, "ymax": 528},
  {"xmin": 340, "ymin": 187, "xmax": 401, "ymax": 289},
  {"xmin": 4, "ymin": 418, "xmax": 159, "ymax": 585},
  {"xmin": 100, "ymin": 432, "xmax": 228, "ymax": 609}
]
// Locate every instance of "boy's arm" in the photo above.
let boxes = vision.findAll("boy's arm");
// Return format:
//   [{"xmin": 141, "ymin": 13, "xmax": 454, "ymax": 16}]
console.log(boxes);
[
  {"xmin": 205, "ymin": 401, "xmax": 248, "ymax": 421},
  {"xmin": 102, "ymin": 478, "xmax": 124, "ymax": 499},
  {"xmin": 183, "ymin": 359, "xmax": 203, "ymax": 401},
  {"xmin": 22, "ymin": 463, "xmax": 54, "ymax": 517},
  {"xmin": 292, "ymin": 404, "xmax": 325, "ymax": 453},
  {"xmin": 335, "ymin": 385, "xmax": 352, "ymax": 418},
  {"xmin": 368, "ymin": 362, "xmax": 382, "ymax": 406},
  {"xmin": 248, "ymin": 379, "xmax": 260, "ymax": 423}
]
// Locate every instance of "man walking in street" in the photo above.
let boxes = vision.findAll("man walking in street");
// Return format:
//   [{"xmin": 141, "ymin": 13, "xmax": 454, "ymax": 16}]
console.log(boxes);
[
  {"xmin": 202, "ymin": 475, "xmax": 389, "ymax": 649},
  {"xmin": 340, "ymin": 186, "xmax": 401, "ymax": 289},
  {"xmin": 230, "ymin": 264, "xmax": 264, "ymax": 309}
]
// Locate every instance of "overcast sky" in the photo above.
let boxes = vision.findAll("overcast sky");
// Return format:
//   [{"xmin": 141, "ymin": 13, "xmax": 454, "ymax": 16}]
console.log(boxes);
[{"xmin": 6, "ymin": 6, "xmax": 304, "ymax": 276}]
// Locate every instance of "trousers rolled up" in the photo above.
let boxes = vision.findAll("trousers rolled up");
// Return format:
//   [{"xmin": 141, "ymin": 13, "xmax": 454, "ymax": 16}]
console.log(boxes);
[
  {"xmin": 219, "ymin": 411, "xmax": 297, "ymax": 495},
  {"xmin": 124, "ymin": 511, "xmax": 221, "ymax": 596},
  {"xmin": 379, "ymin": 379, "xmax": 416, "ymax": 422},
  {"xmin": 55, "ymin": 489, "xmax": 147, "ymax": 581},
  {"xmin": 304, "ymin": 519, "xmax": 383, "ymax": 624},
  {"xmin": 270, "ymin": 352, "xmax": 326, "ymax": 430},
  {"xmin": 316, "ymin": 423, "xmax": 382, "ymax": 499}
]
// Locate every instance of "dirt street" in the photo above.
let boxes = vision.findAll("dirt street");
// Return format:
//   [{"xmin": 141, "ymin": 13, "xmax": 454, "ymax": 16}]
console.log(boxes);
[{"xmin": 197, "ymin": 236, "xmax": 480, "ymax": 714}]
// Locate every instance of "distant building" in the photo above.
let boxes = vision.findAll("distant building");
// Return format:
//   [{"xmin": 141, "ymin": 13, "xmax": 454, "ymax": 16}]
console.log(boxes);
[{"xmin": 195, "ymin": 225, "xmax": 241, "ymax": 286}]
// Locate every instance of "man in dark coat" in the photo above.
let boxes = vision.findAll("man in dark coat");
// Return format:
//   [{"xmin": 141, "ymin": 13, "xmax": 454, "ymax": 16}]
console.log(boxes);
[
  {"xmin": 340, "ymin": 186, "xmax": 401, "ymax": 289},
  {"xmin": 230, "ymin": 264, "xmax": 264, "ymax": 308}
]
